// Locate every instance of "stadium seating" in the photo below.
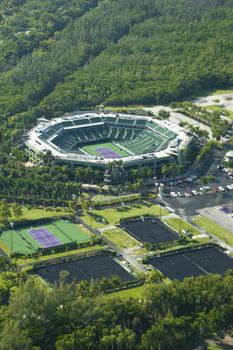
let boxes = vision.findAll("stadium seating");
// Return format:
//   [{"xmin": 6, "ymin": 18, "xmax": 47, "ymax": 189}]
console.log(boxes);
[
  {"xmin": 117, "ymin": 130, "xmax": 162, "ymax": 155},
  {"xmin": 47, "ymin": 115, "xmax": 177, "ymax": 155},
  {"xmin": 73, "ymin": 119, "xmax": 90, "ymax": 126},
  {"xmin": 118, "ymin": 118, "xmax": 135, "ymax": 126},
  {"xmin": 135, "ymin": 119, "xmax": 147, "ymax": 126}
]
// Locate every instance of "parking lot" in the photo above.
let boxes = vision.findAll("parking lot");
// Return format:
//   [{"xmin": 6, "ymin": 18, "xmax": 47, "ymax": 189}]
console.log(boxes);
[
  {"xmin": 148, "ymin": 246, "xmax": 233, "ymax": 280},
  {"xmin": 31, "ymin": 254, "xmax": 135, "ymax": 284},
  {"xmin": 159, "ymin": 145, "xmax": 233, "ymax": 215},
  {"xmin": 122, "ymin": 217, "xmax": 178, "ymax": 244}
]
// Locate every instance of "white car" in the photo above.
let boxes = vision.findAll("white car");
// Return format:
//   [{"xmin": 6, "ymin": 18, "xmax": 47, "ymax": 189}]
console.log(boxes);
[
  {"xmin": 170, "ymin": 191, "xmax": 178, "ymax": 197},
  {"xmin": 226, "ymin": 184, "xmax": 233, "ymax": 190},
  {"xmin": 192, "ymin": 190, "xmax": 199, "ymax": 195},
  {"xmin": 218, "ymin": 186, "xmax": 225, "ymax": 191},
  {"xmin": 185, "ymin": 192, "xmax": 191, "ymax": 197},
  {"xmin": 177, "ymin": 192, "xmax": 183, "ymax": 197},
  {"xmin": 200, "ymin": 186, "xmax": 210, "ymax": 192}
]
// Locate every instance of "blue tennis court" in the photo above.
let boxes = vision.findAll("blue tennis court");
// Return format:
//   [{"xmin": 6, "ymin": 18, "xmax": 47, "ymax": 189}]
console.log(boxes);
[
  {"xmin": 96, "ymin": 147, "xmax": 120, "ymax": 158},
  {"xmin": 29, "ymin": 228, "xmax": 62, "ymax": 248}
]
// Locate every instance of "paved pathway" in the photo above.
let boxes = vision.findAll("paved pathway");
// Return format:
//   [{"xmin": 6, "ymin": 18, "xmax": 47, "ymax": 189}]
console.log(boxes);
[{"xmin": 98, "ymin": 225, "xmax": 117, "ymax": 233}]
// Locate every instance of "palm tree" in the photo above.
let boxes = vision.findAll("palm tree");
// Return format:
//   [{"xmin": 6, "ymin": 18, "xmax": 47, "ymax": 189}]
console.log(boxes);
[
  {"xmin": 176, "ymin": 164, "xmax": 184, "ymax": 176},
  {"xmin": 161, "ymin": 164, "xmax": 169, "ymax": 181},
  {"xmin": 168, "ymin": 162, "xmax": 176, "ymax": 179},
  {"xmin": 0, "ymin": 200, "xmax": 12, "ymax": 224},
  {"xmin": 98, "ymin": 183, "xmax": 104, "ymax": 207},
  {"xmin": 130, "ymin": 168, "xmax": 138, "ymax": 184},
  {"xmin": 81, "ymin": 198, "xmax": 91, "ymax": 214},
  {"xmin": 74, "ymin": 167, "xmax": 83, "ymax": 183},
  {"xmin": 12, "ymin": 202, "xmax": 23, "ymax": 221}
]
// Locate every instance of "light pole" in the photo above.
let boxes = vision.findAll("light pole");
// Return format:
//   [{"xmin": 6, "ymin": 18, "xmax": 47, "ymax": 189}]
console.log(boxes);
[
  {"xmin": 178, "ymin": 209, "xmax": 185, "ymax": 235},
  {"xmin": 10, "ymin": 221, "xmax": 14, "ymax": 254},
  {"xmin": 89, "ymin": 206, "xmax": 93, "ymax": 231},
  {"xmin": 140, "ymin": 215, "xmax": 145, "ymax": 241},
  {"xmin": 154, "ymin": 176, "xmax": 158, "ymax": 195},
  {"xmin": 121, "ymin": 202, "xmax": 126, "ymax": 224}
]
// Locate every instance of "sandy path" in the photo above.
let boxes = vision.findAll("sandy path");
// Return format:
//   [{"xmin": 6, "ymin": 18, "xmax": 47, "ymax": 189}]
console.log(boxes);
[
  {"xmin": 143, "ymin": 106, "xmax": 213, "ymax": 138},
  {"xmin": 194, "ymin": 93, "xmax": 233, "ymax": 111}
]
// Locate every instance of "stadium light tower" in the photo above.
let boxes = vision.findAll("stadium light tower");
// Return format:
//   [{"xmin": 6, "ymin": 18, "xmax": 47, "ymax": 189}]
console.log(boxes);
[
  {"xmin": 121, "ymin": 202, "xmax": 126, "ymax": 223},
  {"xmin": 178, "ymin": 208, "xmax": 185, "ymax": 234},
  {"xmin": 89, "ymin": 206, "xmax": 93, "ymax": 231},
  {"xmin": 140, "ymin": 216, "xmax": 145, "ymax": 241},
  {"xmin": 9, "ymin": 221, "xmax": 14, "ymax": 254},
  {"xmin": 153, "ymin": 176, "xmax": 157, "ymax": 195}
]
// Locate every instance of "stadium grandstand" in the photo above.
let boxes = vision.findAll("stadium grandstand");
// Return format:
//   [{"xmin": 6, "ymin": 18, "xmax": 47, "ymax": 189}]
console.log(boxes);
[{"xmin": 25, "ymin": 113, "xmax": 193, "ymax": 182}]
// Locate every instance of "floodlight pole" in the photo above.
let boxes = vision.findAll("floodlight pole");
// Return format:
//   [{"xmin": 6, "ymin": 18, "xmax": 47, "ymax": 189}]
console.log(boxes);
[
  {"xmin": 89, "ymin": 207, "xmax": 93, "ymax": 232},
  {"xmin": 179, "ymin": 216, "xmax": 182, "ymax": 234},
  {"xmin": 178, "ymin": 209, "xmax": 184, "ymax": 234},
  {"xmin": 140, "ymin": 216, "xmax": 144, "ymax": 241},
  {"xmin": 10, "ymin": 222, "xmax": 14, "ymax": 254},
  {"xmin": 158, "ymin": 187, "xmax": 163, "ymax": 221},
  {"xmin": 121, "ymin": 202, "xmax": 125, "ymax": 224}
]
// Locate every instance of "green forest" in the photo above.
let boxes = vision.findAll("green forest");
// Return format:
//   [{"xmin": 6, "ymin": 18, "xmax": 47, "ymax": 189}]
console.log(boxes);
[
  {"xmin": 0, "ymin": 0, "xmax": 232, "ymax": 217},
  {"xmin": 1, "ymin": 1, "xmax": 233, "ymax": 349},
  {"xmin": 1, "ymin": 257, "xmax": 233, "ymax": 350},
  {"xmin": 0, "ymin": 0, "xmax": 232, "ymax": 185}
]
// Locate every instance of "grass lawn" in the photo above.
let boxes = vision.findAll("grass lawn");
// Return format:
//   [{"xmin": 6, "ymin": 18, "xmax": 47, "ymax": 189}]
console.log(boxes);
[
  {"xmin": 112, "ymin": 285, "xmax": 146, "ymax": 299},
  {"xmin": 210, "ymin": 88, "xmax": 233, "ymax": 95},
  {"xmin": 82, "ymin": 142, "xmax": 129, "ymax": 157},
  {"xmin": 131, "ymin": 247, "xmax": 148, "ymax": 256},
  {"xmin": 206, "ymin": 105, "xmax": 233, "ymax": 120},
  {"xmin": 22, "ymin": 206, "xmax": 72, "ymax": 221},
  {"xmin": 192, "ymin": 216, "xmax": 233, "ymax": 246},
  {"xmin": 16, "ymin": 245, "xmax": 104, "ymax": 265},
  {"xmin": 82, "ymin": 202, "xmax": 169, "ymax": 229},
  {"xmin": 208, "ymin": 342, "xmax": 233, "ymax": 350},
  {"xmin": 195, "ymin": 237, "xmax": 211, "ymax": 244},
  {"xmin": 164, "ymin": 217, "xmax": 201, "ymax": 236},
  {"xmin": 0, "ymin": 239, "xmax": 10, "ymax": 254},
  {"xmin": 92, "ymin": 193, "xmax": 139, "ymax": 204},
  {"xmin": 102, "ymin": 228, "xmax": 139, "ymax": 248}
]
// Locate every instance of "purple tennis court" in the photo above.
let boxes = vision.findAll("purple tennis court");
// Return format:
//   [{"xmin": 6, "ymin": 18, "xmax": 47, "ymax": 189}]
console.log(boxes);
[
  {"xmin": 220, "ymin": 204, "xmax": 233, "ymax": 214},
  {"xmin": 96, "ymin": 147, "xmax": 120, "ymax": 159},
  {"xmin": 28, "ymin": 228, "xmax": 62, "ymax": 248}
]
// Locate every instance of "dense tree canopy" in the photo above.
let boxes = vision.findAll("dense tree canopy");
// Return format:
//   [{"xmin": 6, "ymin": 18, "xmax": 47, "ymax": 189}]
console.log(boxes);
[
  {"xmin": 0, "ymin": 0, "xmax": 233, "ymax": 123},
  {"xmin": 1, "ymin": 269, "xmax": 233, "ymax": 349},
  {"xmin": 0, "ymin": 0, "xmax": 231, "ymax": 209}
]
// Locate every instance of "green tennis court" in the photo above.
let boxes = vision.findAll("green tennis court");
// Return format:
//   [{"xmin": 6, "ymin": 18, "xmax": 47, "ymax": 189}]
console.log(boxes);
[
  {"xmin": 82, "ymin": 142, "xmax": 129, "ymax": 157},
  {"xmin": 0, "ymin": 220, "xmax": 91, "ymax": 255}
]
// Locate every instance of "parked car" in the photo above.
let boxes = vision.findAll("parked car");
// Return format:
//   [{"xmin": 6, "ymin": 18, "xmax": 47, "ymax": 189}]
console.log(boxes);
[
  {"xmin": 170, "ymin": 191, "xmax": 178, "ymax": 197},
  {"xmin": 218, "ymin": 186, "xmax": 225, "ymax": 191},
  {"xmin": 212, "ymin": 187, "xmax": 219, "ymax": 193},
  {"xmin": 192, "ymin": 190, "xmax": 199, "ymax": 195},
  {"xmin": 217, "ymin": 165, "xmax": 224, "ymax": 171}
]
